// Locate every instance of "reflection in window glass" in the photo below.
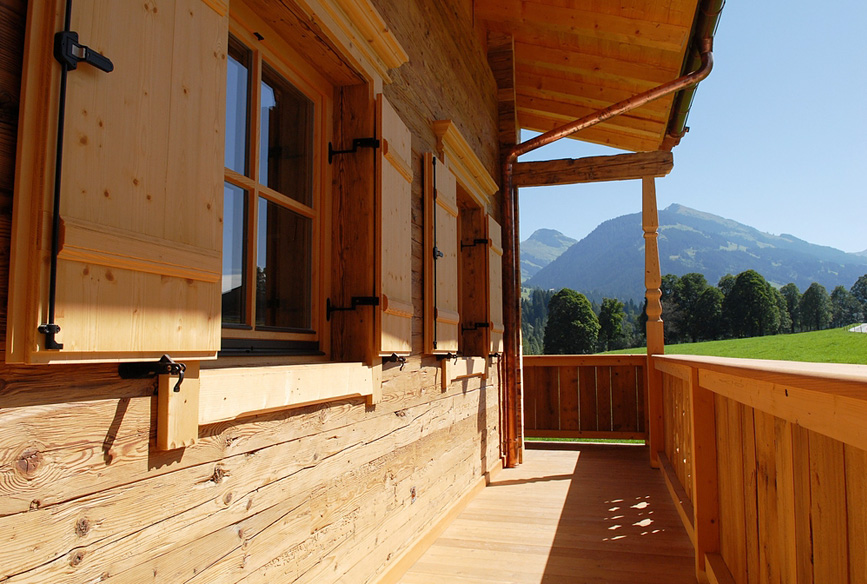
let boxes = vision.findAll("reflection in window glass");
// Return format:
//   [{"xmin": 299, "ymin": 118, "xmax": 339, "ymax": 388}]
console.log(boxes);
[
  {"xmin": 256, "ymin": 197, "xmax": 312, "ymax": 329},
  {"xmin": 260, "ymin": 62, "xmax": 313, "ymax": 205},
  {"xmin": 225, "ymin": 37, "xmax": 249, "ymax": 175},
  {"xmin": 222, "ymin": 183, "xmax": 247, "ymax": 324}
]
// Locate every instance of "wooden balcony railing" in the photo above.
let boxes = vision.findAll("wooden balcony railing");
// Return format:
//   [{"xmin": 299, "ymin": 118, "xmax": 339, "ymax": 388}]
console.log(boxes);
[
  {"xmin": 523, "ymin": 355, "xmax": 646, "ymax": 441},
  {"xmin": 652, "ymin": 355, "xmax": 867, "ymax": 584}
]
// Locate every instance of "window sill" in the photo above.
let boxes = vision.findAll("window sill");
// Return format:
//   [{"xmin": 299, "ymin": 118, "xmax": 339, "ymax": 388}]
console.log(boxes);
[{"xmin": 198, "ymin": 361, "xmax": 379, "ymax": 425}]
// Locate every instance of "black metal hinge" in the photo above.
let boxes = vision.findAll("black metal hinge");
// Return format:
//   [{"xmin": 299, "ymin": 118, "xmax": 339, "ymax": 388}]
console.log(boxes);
[
  {"xmin": 328, "ymin": 137, "xmax": 379, "ymax": 164},
  {"xmin": 433, "ymin": 247, "xmax": 444, "ymax": 260},
  {"xmin": 54, "ymin": 30, "xmax": 114, "ymax": 72},
  {"xmin": 461, "ymin": 238, "xmax": 490, "ymax": 250},
  {"xmin": 118, "ymin": 355, "xmax": 186, "ymax": 392},
  {"xmin": 326, "ymin": 296, "xmax": 380, "ymax": 321},
  {"xmin": 462, "ymin": 322, "xmax": 490, "ymax": 332}
]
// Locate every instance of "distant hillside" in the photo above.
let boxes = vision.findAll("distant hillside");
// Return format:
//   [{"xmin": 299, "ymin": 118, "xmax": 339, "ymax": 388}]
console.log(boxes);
[
  {"xmin": 520, "ymin": 229, "xmax": 577, "ymax": 281},
  {"xmin": 526, "ymin": 204, "xmax": 867, "ymax": 302}
]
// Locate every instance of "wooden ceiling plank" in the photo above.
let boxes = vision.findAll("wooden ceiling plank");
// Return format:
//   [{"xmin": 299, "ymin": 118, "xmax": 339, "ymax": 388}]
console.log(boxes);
[
  {"xmin": 514, "ymin": 41, "xmax": 680, "ymax": 86},
  {"xmin": 512, "ymin": 151, "xmax": 674, "ymax": 187},
  {"xmin": 482, "ymin": 18, "xmax": 683, "ymax": 74},
  {"xmin": 517, "ymin": 94, "xmax": 669, "ymax": 137},
  {"xmin": 516, "ymin": 85, "xmax": 671, "ymax": 126},
  {"xmin": 515, "ymin": 65, "xmax": 672, "ymax": 118},
  {"xmin": 477, "ymin": 0, "xmax": 691, "ymax": 52},
  {"xmin": 518, "ymin": 111, "xmax": 664, "ymax": 152},
  {"xmin": 542, "ymin": 0, "xmax": 695, "ymax": 28}
]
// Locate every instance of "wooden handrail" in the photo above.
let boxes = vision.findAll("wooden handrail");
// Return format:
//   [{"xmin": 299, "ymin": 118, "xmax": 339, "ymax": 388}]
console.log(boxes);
[{"xmin": 523, "ymin": 354, "xmax": 646, "ymax": 367}]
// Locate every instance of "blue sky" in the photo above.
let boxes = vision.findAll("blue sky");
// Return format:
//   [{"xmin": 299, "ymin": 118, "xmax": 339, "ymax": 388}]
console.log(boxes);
[{"xmin": 518, "ymin": 0, "xmax": 867, "ymax": 254}]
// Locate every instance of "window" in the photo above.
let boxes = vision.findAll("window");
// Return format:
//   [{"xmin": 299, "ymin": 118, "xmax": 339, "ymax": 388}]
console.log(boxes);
[{"xmin": 221, "ymin": 27, "xmax": 330, "ymax": 355}]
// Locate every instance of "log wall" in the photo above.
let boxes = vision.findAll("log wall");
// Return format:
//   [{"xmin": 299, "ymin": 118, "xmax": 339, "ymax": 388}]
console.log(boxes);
[{"xmin": 0, "ymin": 1, "xmax": 501, "ymax": 583}]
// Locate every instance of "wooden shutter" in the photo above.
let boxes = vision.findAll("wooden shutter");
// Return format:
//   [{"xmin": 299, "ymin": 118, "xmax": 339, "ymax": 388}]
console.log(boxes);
[
  {"xmin": 488, "ymin": 216, "xmax": 505, "ymax": 355},
  {"xmin": 375, "ymin": 94, "xmax": 413, "ymax": 356},
  {"xmin": 424, "ymin": 153, "xmax": 459, "ymax": 354},
  {"xmin": 7, "ymin": 0, "xmax": 228, "ymax": 363}
]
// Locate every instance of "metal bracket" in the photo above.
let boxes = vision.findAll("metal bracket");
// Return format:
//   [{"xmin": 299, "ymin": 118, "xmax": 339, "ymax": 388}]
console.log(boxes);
[
  {"xmin": 328, "ymin": 137, "xmax": 379, "ymax": 164},
  {"xmin": 460, "ymin": 238, "xmax": 490, "ymax": 250},
  {"xmin": 118, "ymin": 354, "xmax": 186, "ymax": 392},
  {"xmin": 436, "ymin": 352, "xmax": 460, "ymax": 364},
  {"xmin": 37, "ymin": 323, "xmax": 63, "ymax": 350},
  {"xmin": 461, "ymin": 322, "xmax": 490, "ymax": 332},
  {"xmin": 54, "ymin": 31, "xmax": 114, "ymax": 72},
  {"xmin": 383, "ymin": 352, "xmax": 407, "ymax": 371},
  {"xmin": 489, "ymin": 352, "xmax": 501, "ymax": 359},
  {"xmin": 433, "ymin": 247, "xmax": 444, "ymax": 260},
  {"xmin": 326, "ymin": 296, "xmax": 380, "ymax": 321}
]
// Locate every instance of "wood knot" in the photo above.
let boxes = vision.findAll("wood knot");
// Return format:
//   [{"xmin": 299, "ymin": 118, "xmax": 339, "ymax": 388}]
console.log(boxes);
[
  {"xmin": 16, "ymin": 448, "xmax": 42, "ymax": 478},
  {"xmin": 211, "ymin": 466, "xmax": 227, "ymax": 484},
  {"xmin": 223, "ymin": 491, "xmax": 233, "ymax": 505},
  {"xmin": 30, "ymin": 499, "xmax": 42, "ymax": 511},
  {"xmin": 69, "ymin": 550, "xmax": 86, "ymax": 567},
  {"xmin": 75, "ymin": 517, "xmax": 91, "ymax": 537}
]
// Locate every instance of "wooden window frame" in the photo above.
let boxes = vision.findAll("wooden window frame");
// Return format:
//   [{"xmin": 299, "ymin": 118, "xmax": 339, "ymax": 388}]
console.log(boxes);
[{"xmin": 219, "ymin": 12, "xmax": 334, "ymax": 357}]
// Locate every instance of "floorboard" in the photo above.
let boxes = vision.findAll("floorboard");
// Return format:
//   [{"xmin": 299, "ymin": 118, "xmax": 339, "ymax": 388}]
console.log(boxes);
[{"xmin": 398, "ymin": 444, "xmax": 696, "ymax": 584}]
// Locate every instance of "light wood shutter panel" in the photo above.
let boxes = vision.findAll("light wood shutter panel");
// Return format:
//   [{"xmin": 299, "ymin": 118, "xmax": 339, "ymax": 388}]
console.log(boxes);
[
  {"xmin": 7, "ymin": 0, "xmax": 228, "ymax": 363},
  {"xmin": 424, "ymin": 153, "xmax": 459, "ymax": 354},
  {"xmin": 376, "ymin": 94, "xmax": 413, "ymax": 356},
  {"xmin": 488, "ymin": 216, "xmax": 505, "ymax": 355}
]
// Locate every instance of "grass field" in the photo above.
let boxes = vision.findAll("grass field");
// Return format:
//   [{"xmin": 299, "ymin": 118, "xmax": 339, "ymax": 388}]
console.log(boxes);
[{"xmin": 606, "ymin": 325, "xmax": 867, "ymax": 365}]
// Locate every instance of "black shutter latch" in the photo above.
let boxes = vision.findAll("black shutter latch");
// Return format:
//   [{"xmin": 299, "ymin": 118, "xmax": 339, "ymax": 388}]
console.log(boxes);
[{"xmin": 54, "ymin": 31, "xmax": 114, "ymax": 72}]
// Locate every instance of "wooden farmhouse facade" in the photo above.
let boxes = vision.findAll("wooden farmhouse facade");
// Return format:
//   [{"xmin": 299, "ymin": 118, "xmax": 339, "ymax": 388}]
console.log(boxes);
[{"xmin": 2, "ymin": 1, "xmax": 866, "ymax": 583}]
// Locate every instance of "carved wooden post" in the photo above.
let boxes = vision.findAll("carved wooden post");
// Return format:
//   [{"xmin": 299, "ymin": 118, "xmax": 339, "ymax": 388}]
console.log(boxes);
[{"xmin": 642, "ymin": 176, "xmax": 664, "ymax": 467}]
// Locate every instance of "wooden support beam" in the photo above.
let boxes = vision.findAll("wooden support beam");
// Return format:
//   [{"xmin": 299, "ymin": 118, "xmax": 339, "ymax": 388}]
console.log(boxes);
[
  {"xmin": 488, "ymin": 31, "xmax": 522, "ymax": 467},
  {"xmin": 513, "ymin": 151, "xmax": 673, "ymax": 187}
]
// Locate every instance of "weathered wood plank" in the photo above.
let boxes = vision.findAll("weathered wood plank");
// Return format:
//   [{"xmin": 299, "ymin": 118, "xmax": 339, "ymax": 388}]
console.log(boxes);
[
  {"xmin": 558, "ymin": 366, "xmax": 579, "ymax": 431},
  {"xmin": 809, "ymin": 432, "xmax": 849, "ymax": 584},
  {"xmin": 578, "ymin": 366, "xmax": 597, "ymax": 432},
  {"xmin": 715, "ymin": 395, "xmax": 747, "ymax": 584},
  {"xmin": 845, "ymin": 444, "xmax": 867, "ymax": 584},
  {"xmin": 512, "ymin": 151, "xmax": 674, "ymax": 187}
]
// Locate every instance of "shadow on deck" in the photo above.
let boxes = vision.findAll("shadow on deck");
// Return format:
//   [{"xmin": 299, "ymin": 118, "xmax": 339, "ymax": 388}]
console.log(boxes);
[{"xmin": 399, "ymin": 444, "xmax": 695, "ymax": 584}]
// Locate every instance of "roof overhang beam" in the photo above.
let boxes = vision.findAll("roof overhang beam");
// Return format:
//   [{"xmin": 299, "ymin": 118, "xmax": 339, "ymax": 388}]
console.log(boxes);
[{"xmin": 512, "ymin": 151, "xmax": 673, "ymax": 188}]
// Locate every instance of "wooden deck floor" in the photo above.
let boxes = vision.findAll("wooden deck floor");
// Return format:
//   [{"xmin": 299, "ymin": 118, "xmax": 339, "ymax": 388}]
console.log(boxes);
[{"xmin": 398, "ymin": 444, "xmax": 696, "ymax": 584}]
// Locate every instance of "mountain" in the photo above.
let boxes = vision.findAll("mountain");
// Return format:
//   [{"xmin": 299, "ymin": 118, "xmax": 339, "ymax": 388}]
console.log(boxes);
[
  {"xmin": 525, "ymin": 204, "xmax": 867, "ymax": 302},
  {"xmin": 520, "ymin": 229, "xmax": 577, "ymax": 281}
]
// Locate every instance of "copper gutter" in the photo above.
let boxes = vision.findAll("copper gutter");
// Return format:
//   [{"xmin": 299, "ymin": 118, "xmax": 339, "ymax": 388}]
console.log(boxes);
[{"xmin": 500, "ymin": 40, "xmax": 714, "ymax": 468}]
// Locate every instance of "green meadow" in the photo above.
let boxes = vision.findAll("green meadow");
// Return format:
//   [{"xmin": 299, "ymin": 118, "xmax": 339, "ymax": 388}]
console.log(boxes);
[{"xmin": 606, "ymin": 326, "xmax": 867, "ymax": 365}]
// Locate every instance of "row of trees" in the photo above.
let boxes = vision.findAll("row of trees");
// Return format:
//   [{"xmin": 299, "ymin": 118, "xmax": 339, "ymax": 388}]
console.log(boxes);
[
  {"xmin": 521, "ymin": 272, "xmax": 867, "ymax": 355},
  {"xmin": 522, "ymin": 289, "xmax": 644, "ymax": 355},
  {"xmin": 660, "ymin": 271, "xmax": 866, "ymax": 344}
]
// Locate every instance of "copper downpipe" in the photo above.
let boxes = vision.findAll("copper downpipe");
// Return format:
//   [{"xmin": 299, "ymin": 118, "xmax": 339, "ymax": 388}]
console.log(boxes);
[{"xmin": 500, "ymin": 41, "xmax": 714, "ymax": 468}]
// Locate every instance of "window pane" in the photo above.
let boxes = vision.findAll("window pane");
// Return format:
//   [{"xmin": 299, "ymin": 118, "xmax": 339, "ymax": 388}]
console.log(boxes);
[
  {"xmin": 222, "ymin": 183, "xmax": 247, "ymax": 325},
  {"xmin": 225, "ymin": 37, "xmax": 250, "ymax": 174},
  {"xmin": 256, "ymin": 197, "xmax": 312, "ymax": 329},
  {"xmin": 260, "ymin": 63, "xmax": 313, "ymax": 205}
]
